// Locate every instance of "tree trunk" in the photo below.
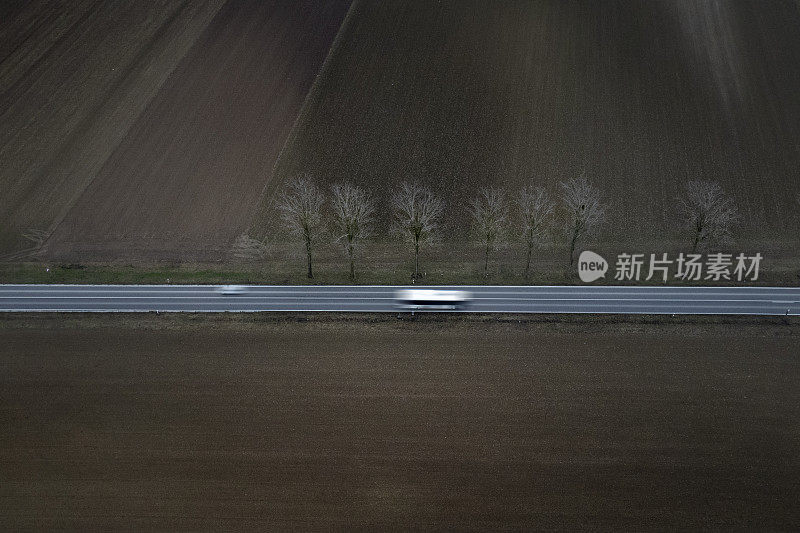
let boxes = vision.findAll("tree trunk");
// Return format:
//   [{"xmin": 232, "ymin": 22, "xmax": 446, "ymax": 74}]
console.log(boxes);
[
  {"xmin": 691, "ymin": 227, "xmax": 701, "ymax": 254},
  {"xmin": 691, "ymin": 217, "xmax": 703, "ymax": 253},
  {"xmin": 414, "ymin": 239, "xmax": 420, "ymax": 282},
  {"xmin": 524, "ymin": 241, "xmax": 533, "ymax": 278},
  {"xmin": 484, "ymin": 241, "xmax": 490, "ymax": 278},
  {"xmin": 305, "ymin": 237, "xmax": 313, "ymax": 279},
  {"xmin": 568, "ymin": 229, "xmax": 579, "ymax": 266},
  {"xmin": 348, "ymin": 244, "xmax": 355, "ymax": 281}
]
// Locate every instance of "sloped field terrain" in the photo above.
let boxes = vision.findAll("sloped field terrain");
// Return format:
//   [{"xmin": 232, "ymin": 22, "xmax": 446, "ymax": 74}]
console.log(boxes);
[
  {"xmin": 3, "ymin": 1, "xmax": 798, "ymax": 263},
  {"xmin": 254, "ymin": 0, "xmax": 800, "ymax": 244},
  {"xmin": 40, "ymin": 0, "xmax": 352, "ymax": 261},
  {"xmin": 0, "ymin": 0, "xmax": 227, "ymax": 256}
]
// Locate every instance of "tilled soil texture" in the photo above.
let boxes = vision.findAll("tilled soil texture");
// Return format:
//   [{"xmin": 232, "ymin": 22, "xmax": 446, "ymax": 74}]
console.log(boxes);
[
  {"xmin": 253, "ymin": 0, "xmax": 800, "ymax": 241},
  {"xmin": 1, "ymin": 324, "xmax": 798, "ymax": 529},
  {"xmin": 0, "ymin": 0, "xmax": 228, "ymax": 254},
  {"xmin": 38, "ymin": 0, "xmax": 352, "ymax": 261}
]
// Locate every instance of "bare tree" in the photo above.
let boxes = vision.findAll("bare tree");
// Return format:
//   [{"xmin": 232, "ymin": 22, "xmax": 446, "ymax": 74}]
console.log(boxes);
[
  {"xmin": 330, "ymin": 182, "xmax": 376, "ymax": 280},
  {"xmin": 391, "ymin": 181, "xmax": 444, "ymax": 282},
  {"xmin": 469, "ymin": 187, "xmax": 507, "ymax": 277},
  {"xmin": 560, "ymin": 175, "xmax": 606, "ymax": 265},
  {"xmin": 680, "ymin": 180, "xmax": 740, "ymax": 252},
  {"xmin": 276, "ymin": 176, "xmax": 325, "ymax": 279},
  {"xmin": 516, "ymin": 184, "xmax": 554, "ymax": 277}
]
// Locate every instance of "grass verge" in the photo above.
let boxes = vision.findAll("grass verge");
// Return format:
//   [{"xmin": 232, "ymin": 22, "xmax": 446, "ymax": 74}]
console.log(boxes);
[{"xmin": 1, "ymin": 256, "xmax": 799, "ymax": 286}]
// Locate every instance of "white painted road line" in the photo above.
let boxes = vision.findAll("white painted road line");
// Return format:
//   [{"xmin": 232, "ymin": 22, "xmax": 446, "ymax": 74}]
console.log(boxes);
[{"xmin": 1, "ymin": 285, "xmax": 799, "ymax": 315}]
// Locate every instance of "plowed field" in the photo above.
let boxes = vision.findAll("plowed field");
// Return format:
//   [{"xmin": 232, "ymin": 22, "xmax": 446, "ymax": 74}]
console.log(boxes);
[
  {"xmin": 254, "ymin": 0, "xmax": 800, "ymax": 243},
  {"xmin": 42, "ymin": 0, "xmax": 351, "ymax": 260},
  {"xmin": 0, "ymin": 0, "xmax": 227, "ymax": 254},
  {"xmin": 1, "ymin": 319, "xmax": 798, "ymax": 529},
  {"xmin": 3, "ymin": 1, "xmax": 798, "ymax": 262}
]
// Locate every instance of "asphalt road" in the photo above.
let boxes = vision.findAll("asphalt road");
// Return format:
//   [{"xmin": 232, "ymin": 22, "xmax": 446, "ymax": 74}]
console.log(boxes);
[{"xmin": 1, "ymin": 285, "xmax": 798, "ymax": 315}]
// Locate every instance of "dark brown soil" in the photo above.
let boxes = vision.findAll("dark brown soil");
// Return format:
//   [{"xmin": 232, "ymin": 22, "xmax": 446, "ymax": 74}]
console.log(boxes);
[
  {"xmin": 254, "ymin": 0, "xmax": 800, "ymax": 242},
  {"xmin": 0, "ymin": 0, "xmax": 227, "ymax": 254},
  {"xmin": 4, "ymin": 1, "xmax": 799, "ymax": 263},
  {"xmin": 37, "ymin": 0, "xmax": 351, "ymax": 261},
  {"xmin": 1, "ymin": 322, "xmax": 798, "ymax": 529}
]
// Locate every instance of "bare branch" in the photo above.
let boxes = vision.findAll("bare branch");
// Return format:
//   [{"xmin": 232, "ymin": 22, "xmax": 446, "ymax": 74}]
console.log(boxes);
[
  {"xmin": 231, "ymin": 233, "xmax": 268, "ymax": 261},
  {"xmin": 469, "ymin": 187, "xmax": 507, "ymax": 277},
  {"xmin": 516, "ymin": 184, "xmax": 554, "ymax": 276},
  {"xmin": 330, "ymin": 182, "xmax": 376, "ymax": 280},
  {"xmin": 559, "ymin": 175, "xmax": 606, "ymax": 265},
  {"xmin": 391, "ymin": 181, "xmax": 444, "ymax": 281},
  {"xmin": 679, "ymin": 180, "xmax": 739, "ymax": 252},
  {"xmin": 276, "ymin": 175, "xmax": 325, "ymax": 278}
]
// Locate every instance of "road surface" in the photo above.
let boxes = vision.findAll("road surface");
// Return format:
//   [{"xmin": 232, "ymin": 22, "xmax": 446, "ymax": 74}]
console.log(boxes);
[{"xmin": 0, "ymin": 285, "xmax": 798, "ymax": 315}]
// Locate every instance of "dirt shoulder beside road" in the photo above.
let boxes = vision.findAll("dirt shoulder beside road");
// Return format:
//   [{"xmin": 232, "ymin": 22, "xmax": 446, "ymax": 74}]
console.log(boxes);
[{"xmin": 1, "ymin": 317, "xmax": 798, "ymax": 529}]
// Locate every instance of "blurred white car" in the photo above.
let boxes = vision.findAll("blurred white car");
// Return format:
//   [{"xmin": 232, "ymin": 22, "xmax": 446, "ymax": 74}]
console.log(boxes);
[
  {"xmin": 394, "ymin": 289, "xmax": 471, "ymax": 310},
  {"xmin": 216, "ymin": 285, "xmax": 248, "ymax": 296}
]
